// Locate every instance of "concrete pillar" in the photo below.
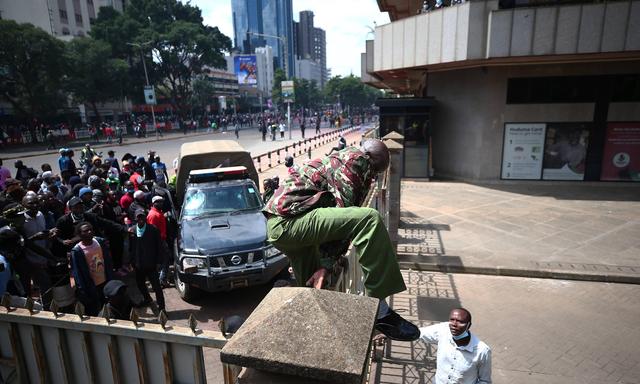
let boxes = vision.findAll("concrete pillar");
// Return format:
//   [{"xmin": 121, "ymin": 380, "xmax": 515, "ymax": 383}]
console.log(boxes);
[{"xmin": 382, "ymin": 134, "xmax": 404, "ymax": 252}]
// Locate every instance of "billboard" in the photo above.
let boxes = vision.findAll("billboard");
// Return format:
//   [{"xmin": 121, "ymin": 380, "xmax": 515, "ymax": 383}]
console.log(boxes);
[
  {"xmin": 542, "ymin": 123, "xmax": 590, "ymax": 181},
  {"xmin": 234, "ymin": 55, "xmax": 257, "ymax": 86},
  {"xmin": 600, "ymin": 122, "xmax": 640, "ymax": 181},
  {"xmin": 501, "ymin": 123, "xmax": 546, "ymax": 180},
  {"xmin": 281, "ymin": 80, "xmax": 294, "ymax": 103}
]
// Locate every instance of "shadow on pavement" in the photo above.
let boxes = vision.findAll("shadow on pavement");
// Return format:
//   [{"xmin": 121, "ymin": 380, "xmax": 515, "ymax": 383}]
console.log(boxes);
[{"xmin": 459, "ymin": 180, "xmax": 640, "ymax": 202}]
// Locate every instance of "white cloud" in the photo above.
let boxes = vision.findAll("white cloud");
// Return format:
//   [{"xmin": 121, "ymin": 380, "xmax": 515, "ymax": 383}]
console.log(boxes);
[{"xmin": 187, "ymin": 0, "xmax": 389, "ymax": 78}]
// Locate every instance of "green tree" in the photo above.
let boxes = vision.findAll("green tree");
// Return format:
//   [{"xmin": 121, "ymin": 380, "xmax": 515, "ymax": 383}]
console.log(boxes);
[
  {"xmin": 190, "ymin": 75, "xmax": 216, "ymax": 116},
  {"xmin": 324, "ymin": 75, "xmax": 382, "ymax": 111},
  {"xmin": 64, "ymin": 38, "xmax": 128, "ymax": 123},
  {"xmin": 271, "ymin": 68, "xmax": 287, "ymax": 107},
  {"xmin": 91, "ymin": 0, "xmax": 232, "ymax": 118},
  {"xmin": 0, "ymin": 20, "xmax": 66, "ymax": 142},
  {"xmin": 293, "ymin": 78, "xmax": 322, "ymax": 110}
]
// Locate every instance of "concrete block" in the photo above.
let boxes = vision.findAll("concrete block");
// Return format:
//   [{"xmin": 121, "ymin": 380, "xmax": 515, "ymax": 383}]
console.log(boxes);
[
  {"xmin": 381, "ymin": 23, "xmax": 393, "ymax": 71},
  {"xmin": 626, "ymin": 1, "xmax": 640, "ymax": 50},
  {"xmin": 393, "ymin": 20, "xmax": 405, "ymax": 69},
  {"xmin": 428, "ymin": 11, "xmax": 443, "ymax": 64},
  {"xmin": 415, "ymin": 14, "xmax": 429, "ymax": 66},
  {"xmin": 532, "ymin": 7, "xmax": 557, "ymax": 55},
  {"xmin": 577, "ymin": 3, "xmax": 605, "ymax": 53},
  {"xmin": 602, "ymin": 1, "xmax": 630, "ymax": 52},
  {"xmin": 456, "ymin": 3, "xmax": 470, "ymax": 60},
  {"xmin": 555, "ymin": 5, "xmax": 581, "ymax": 54},
  {"xmin": 403, "ymin": 16, "xmax": 417, "ymax": 68},
  {"xmin": 374, "ymin": 27, "xmax": 383, "ymax": 72},
  {"xmin": 220, "ymin": 287, "xmax": 379, "ymax": 384},
  {"xmin": 487, "ymin": 10, "xmax": 513, "ymax": 57},
  {"xmin": 511, "ymin": 8, "xmax": 535, "ymax": 56},
  {"xmin": 442, "ymin": 7, "xmax": 458, "ymax": 62}
]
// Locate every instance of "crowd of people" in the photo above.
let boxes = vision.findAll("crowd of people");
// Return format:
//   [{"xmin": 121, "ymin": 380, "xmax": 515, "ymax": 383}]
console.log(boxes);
[{"xmin": 0, "ymin": 144, "xmax": 177, "ymax": 318}]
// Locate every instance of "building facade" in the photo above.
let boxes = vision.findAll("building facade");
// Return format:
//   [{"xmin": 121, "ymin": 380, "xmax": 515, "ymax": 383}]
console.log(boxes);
[
  {"xmin": 0, "ymin": 0, "xmax": 126, "ymax": 40},
  {"xmin": 295, "ymin": 59, "xmax": 323, "ymax": 86},
  {"xmin": 293, "ymin": 10, "xmax": 328, "ymax": 87},
  {"xmin": 363, "ymin": 0, "xmax": 640, "ymax": 182},
  {"xmin": 231, "ymin": 0, "xmax": 295, "ymax": 78}
]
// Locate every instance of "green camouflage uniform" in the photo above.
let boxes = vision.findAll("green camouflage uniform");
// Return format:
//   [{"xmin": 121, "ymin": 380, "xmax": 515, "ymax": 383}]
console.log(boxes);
[{"xmin": 263, "ymin": 147, "xmax": 406, "ymax": 299}]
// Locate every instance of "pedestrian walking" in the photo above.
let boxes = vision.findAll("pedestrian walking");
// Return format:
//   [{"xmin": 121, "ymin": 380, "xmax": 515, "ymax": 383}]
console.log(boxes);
[
  {"xmin": 279, "ymin": 122, "xmax": 285, "ymax": 138},
  {"xmin": 234, "ymin": 121, "xmax": 239, "ymax": 139},
  {"xmin": 315, "ymin": 117, "xmax": 321, "ymax": 135}
]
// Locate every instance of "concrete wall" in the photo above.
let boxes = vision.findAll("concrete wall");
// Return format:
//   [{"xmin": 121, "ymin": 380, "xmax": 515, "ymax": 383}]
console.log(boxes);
[
  {"xmin": 487, "ymin": 0, "xmax": 640, "ymax": 57},
  {"xmin": 373, "ymin": 1, "xmax": 497, "ymax": 71},
  {"xmin": 426, "ymin": 61, "xmax": 640, "ymax": 180}
]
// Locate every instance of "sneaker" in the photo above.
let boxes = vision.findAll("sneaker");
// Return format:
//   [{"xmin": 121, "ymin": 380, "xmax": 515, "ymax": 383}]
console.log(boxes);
[{"xmin": 375, "ymin": 309, "xmax": 420, "ymax": 341}]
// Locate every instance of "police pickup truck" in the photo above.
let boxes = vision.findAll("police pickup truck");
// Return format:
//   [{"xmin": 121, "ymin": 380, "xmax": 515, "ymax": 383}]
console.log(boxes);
[{"xmin": 174, "ymin": 141, "xmax": 288, "ymax": 301}]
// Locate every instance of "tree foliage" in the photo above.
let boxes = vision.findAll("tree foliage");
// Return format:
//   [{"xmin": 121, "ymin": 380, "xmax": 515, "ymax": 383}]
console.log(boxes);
[
  {"xmin": 91, "ymin": 0, "xmax": 231, "ymax": 117},
  {"xmin": 0, "ymin": 20, "xmax": 66, "ymax": 135},
  {"xmin": 293, "ymin": 78, "xmax": 322, "ymax": 110},
  {"xmin": 271, "ymin": 68, "xmax": 287, "ymax": 106},
  {"xmin": 190, "ymin": 75, "xmax": 216, "ymax": 115},
  {"xmin": 64, "ymin": 38, "xmax": 128, "ymax": 123},
  {"xmin": 324, "ymin": 75, "xmax": 381, "ymax": 110}
]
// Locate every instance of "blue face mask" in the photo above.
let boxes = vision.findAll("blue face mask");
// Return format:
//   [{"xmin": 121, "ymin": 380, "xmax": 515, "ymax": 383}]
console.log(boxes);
[
  {"xmin": 127, "ymin": 189, "xmax": 135, "ymax": 193},
  {"xmin": 55, "ymin": 180, "xmax": 62, "ymax": 187},
  {"xmin": 452, "ymin": 329, "xmax": 469, "ymax": 340}
]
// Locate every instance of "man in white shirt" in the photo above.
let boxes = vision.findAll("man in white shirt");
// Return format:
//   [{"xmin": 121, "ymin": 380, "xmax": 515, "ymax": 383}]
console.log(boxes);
[{"xmin": 419, "ymin": 308, "xmax": 492, "ymax": 384}]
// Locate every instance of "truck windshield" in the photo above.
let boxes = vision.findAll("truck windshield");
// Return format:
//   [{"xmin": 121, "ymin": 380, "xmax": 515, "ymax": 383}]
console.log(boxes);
[{"xmin": 182, "ymin": 184, "xmax": 262, "ymax": 217}]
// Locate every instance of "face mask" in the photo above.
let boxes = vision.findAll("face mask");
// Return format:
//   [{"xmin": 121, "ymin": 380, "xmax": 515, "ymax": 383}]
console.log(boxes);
[
  {"xmin": 127, "ymin": 189, "xmax": 134, "ymax": 193},
  {"xmin": 55, "ymin": 180, "xmax": 62, "ymax": 187}
]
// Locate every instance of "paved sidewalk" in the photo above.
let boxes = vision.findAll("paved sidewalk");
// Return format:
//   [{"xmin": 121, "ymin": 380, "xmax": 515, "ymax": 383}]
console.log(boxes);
[
  {"xmin": 373, "ymin": 270, "xmax": 640, "ymax": 384},
  {"xmin": 397, "ymin": 181, "xmax": 640, "ymax": 283}
]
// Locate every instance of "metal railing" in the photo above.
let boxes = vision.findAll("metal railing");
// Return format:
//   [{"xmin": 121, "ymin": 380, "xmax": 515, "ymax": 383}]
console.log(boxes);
[
  {"xmin": 0, "ymin": 297, "xmax": 229, "ymax": 384},
  {"xmin": 252, "ymin": 126, "xmax": 361, "ymax": 172}
]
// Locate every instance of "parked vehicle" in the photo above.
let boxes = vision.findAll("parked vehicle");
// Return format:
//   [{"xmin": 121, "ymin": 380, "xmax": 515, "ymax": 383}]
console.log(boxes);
[{"xmin": 174, "ymin": 140, "xmax": 288, "ymax": 301}]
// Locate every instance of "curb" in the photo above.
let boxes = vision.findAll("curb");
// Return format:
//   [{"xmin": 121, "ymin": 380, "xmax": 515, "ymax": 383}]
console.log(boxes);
[
  {"xmin": 398, "ymin": 259, "xmax": 640, "ymax": 285},
  {"xmin": 3, "ymin": 131, "xmax": 216, "ymax": 160}
]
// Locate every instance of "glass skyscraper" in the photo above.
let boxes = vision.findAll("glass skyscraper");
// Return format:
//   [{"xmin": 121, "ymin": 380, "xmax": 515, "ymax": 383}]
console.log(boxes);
[{"xmin": 231, "ymin": 0, "xmax": 295, "ymax": 78}]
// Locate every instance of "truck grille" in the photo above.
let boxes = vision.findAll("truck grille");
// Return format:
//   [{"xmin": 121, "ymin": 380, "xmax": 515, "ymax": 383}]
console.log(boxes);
[{"xmin": 209, "ymin": 251, "xmax": 263, "ymax": 268}]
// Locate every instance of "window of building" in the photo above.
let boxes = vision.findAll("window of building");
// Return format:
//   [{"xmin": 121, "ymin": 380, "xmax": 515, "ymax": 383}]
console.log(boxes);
[
  {"xmin": 62, "ymin": 27, "xmax": 70, "ymax": 35},
  {"xmin": 75, "ymin": 13, "xmax": 83, "ymax": 25},
  {"xmin": 507, "ymin": 74, "xmax": 640, "ymax": 104},
  {"xmin": 59, "ymin": 9, "xmax": 68, "ymax": 22}
]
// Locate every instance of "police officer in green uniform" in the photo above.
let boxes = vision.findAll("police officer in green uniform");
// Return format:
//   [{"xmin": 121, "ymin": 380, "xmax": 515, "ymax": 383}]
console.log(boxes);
[{"xmin": 263, "ymin": 139, "xmax": 419, "ymax": 341}]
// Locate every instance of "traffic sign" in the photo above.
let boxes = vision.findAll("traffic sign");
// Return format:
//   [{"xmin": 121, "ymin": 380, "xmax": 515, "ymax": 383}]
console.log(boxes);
[{"xmin": 144, "ymin": 86, "xmax": 157, "ymax": 105}]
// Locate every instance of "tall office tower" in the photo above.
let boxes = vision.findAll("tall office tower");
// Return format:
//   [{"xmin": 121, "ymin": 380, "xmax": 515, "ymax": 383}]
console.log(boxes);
[
  {"xmin": 313, "ymin": 27, "xmax": 327, "ymax": 87},
  {"xmin": 0, "ymin": 0, "xmax": 126, "ymax": 40},
  {"xmin": 297, "ymin": 10, "xmax": 314, "ymax": 59},
  {"xmin": 294, "ymin": 10, "xmax": 327, "ymax": 88},
  {"xmin": 231, "ymin": 0, "xmax": 295, "ymax": 78}
]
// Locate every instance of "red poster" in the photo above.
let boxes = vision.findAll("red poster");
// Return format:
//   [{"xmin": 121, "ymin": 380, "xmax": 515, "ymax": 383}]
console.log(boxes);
[{"xmin": 600, "ymin": 122, "xmax": 640, "ymax": 181}]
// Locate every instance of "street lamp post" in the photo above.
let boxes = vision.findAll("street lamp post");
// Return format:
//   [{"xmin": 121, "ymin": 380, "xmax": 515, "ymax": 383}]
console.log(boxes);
[
  {"xmin": 246, "ymin": 32, "xmax": 292, "ymax": 139},
  {"xmin": 127, "ymin": 41, "xmax": 158, "ymax": 141}
]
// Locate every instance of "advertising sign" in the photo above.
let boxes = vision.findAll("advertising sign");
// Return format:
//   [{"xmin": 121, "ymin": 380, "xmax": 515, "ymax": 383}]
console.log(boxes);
[
  {"xmin": 234, "ymin": 55, "xmax": 257, "ymax": 86},
  {"xmin": 143, "ymin": 85, "xmax": 157, "ymax": 105},
  {"xmin": 542, "ymin": 123, "xmax": 590, "ymax": 180},
  {"xmin": 600, "ymin": 122, "xmax": 640, "ymax": 181},
  {"xmin": 501, "ymin": 123, "xmax": 546, "ymax": 179},
  {"xmin": 281, "ymin": 80, "xmax": 295, "ymax": 103}
]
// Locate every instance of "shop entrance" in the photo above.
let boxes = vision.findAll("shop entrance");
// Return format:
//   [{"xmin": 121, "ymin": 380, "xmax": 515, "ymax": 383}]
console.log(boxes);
[{"xmin": 376, "ymin": 98, "xmax": 435, "ymax": 178}]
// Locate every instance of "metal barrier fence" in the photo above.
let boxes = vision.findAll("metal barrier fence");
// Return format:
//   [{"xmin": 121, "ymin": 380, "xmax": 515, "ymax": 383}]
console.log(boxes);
[
  {"xmin": 252, "ymin": 125, "xmax": 360, "ymax": 172},
  {"xmin": 0, "ymin": 298, "xmax": 228, "ymax": 384}
]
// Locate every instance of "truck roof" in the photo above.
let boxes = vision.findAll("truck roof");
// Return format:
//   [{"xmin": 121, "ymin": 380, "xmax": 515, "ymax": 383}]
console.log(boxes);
[{"xmin": 176, "ymin": 140, "xmax": 259, "ymax": 200}]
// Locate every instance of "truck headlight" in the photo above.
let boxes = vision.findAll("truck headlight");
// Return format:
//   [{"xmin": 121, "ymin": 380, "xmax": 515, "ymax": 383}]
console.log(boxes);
[
  {"xmin": 264, "ymin": 246, "xmax": 280, "ymax": 259},
  {"xmin": 182, "ymin": 257, "xmax": 206, "ymax": 269}
]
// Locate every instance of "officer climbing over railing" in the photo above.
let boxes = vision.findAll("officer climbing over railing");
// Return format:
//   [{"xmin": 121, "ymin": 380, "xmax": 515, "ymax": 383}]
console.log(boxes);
[{"xmin": 262, "ymin": 139, "xmax": 420, "ymax": 341}]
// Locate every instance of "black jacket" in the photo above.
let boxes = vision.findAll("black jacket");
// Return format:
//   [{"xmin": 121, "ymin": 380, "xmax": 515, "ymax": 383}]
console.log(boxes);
[
  {"xmin": 55, "ymin": 212, "xmax": 125, "ymax": 249},
  {"xmin": 129, "ymin": 223, "xmax": 164, "ymax": 270}
]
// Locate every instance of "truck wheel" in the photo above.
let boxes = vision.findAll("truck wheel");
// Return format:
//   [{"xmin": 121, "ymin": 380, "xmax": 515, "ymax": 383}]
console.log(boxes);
[{"xmin": 175, "ymin": 271, "xmax": 200, "ymax": 302}]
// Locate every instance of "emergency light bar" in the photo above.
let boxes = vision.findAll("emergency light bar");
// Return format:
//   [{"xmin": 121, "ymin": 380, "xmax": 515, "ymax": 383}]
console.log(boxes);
[{"xmin": 188, "ymin": 166, "xmax": 249, "ymax": 183}]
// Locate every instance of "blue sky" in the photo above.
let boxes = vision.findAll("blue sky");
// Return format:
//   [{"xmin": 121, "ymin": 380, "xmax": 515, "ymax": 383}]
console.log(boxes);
[{"xmin": 186, "ymin": 0, "xmax": 390, "ymax": 78}]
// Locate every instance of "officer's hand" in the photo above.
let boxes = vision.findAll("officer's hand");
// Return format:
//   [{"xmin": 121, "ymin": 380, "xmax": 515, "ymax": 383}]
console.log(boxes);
[{"xmin": 305, "ymin": 267, "xmax": 328, "ymax": 290}]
